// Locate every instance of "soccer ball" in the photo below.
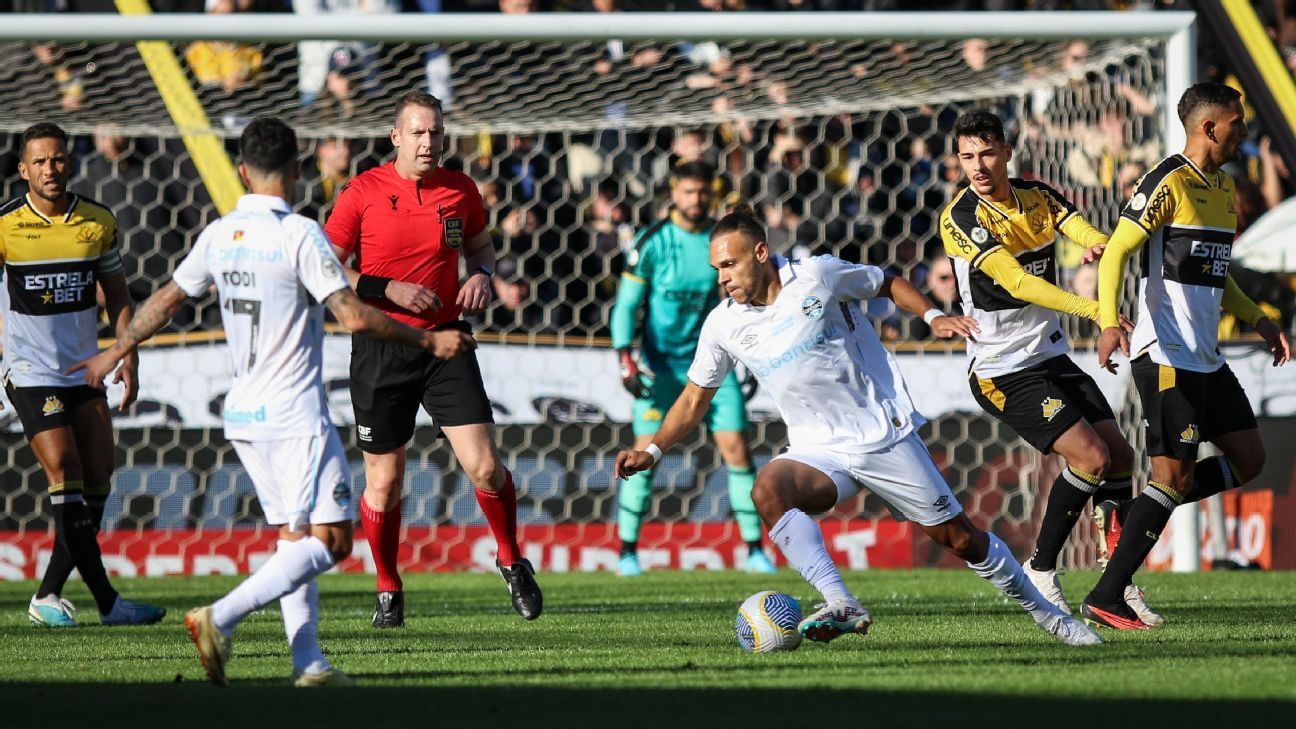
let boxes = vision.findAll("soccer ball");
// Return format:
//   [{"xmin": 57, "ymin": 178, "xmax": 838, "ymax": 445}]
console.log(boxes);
[{"xmin": 735, "ymin": 591, "xmax": 802, "ymax": 653}]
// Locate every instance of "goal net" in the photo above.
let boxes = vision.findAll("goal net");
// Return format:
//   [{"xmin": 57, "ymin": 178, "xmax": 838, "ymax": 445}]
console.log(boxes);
[{"xmin": 0, "ymin": 12, "xmax": 1211, "ymax": 580}]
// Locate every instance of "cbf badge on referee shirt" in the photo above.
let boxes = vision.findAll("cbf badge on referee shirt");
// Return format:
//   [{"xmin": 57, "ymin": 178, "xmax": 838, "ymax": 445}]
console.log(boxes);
[{"xmin": 443, "ymin": 217, "xmax": 464, "ymax": 249}]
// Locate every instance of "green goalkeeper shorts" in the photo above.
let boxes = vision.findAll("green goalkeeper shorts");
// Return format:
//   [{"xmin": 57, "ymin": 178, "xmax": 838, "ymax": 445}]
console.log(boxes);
[{"xmin": 632, "ymin": 366, "xmax": 748, "ymax": 437}]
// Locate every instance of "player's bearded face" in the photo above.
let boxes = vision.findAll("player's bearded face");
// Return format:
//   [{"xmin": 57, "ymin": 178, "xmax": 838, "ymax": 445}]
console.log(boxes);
[
  {"xmin": 956, "ymin": 135, "xmax": 1010, "ymax": 198},
  {"xmin": 19, "ymin": 137, "xmax": 71, "ymax": 203},
  {"xmin": 672, "ymin": 177, "xmax": 713, "ymax": 223},
  {"xmin": 393, "ymin": 105, "xmax": 444, "ymax": 176},
  {"xmin": 711, "ymin": 232, "xmax": 764, "ymax": 304}
]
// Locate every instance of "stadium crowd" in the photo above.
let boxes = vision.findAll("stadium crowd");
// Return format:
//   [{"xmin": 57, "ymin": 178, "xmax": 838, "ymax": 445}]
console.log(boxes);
[{"xmin": 0, "ymin": 0, "xmax": 1292, "ymax": 342}]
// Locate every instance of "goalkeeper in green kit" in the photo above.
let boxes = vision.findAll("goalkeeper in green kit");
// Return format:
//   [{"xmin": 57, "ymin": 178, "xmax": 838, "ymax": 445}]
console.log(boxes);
[{"xmin": 610, "ymin": 161, "xmax": 774, "ymax": 576}]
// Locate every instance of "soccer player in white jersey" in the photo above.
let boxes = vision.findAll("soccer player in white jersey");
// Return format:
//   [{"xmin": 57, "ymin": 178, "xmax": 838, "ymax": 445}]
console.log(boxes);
[
  {"xmin": 73, "ymin": 118, "xmax": 475, "ymax": 685},
  {"xmin": 615, "ymin": 205, "xmax": 1101, "ymax": 647}
]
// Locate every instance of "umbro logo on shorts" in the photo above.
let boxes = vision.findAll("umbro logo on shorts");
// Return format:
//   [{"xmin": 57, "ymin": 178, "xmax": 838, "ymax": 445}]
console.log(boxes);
[
  {"xmin": 932, "ymin": 495, "xmax": 949, "ymax": 510},
  {"xmin": 333, "ymin": 483, "xmax": 351, "ymax": 507}
]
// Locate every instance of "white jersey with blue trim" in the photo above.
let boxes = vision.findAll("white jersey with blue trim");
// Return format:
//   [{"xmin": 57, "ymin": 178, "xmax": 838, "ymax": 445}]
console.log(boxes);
[
  {"xmin": 687, "ymin": 255, "xmax": 923, "ymax": 453},
  {"xmin": 172, "ymin": 194, "xmax": 349, "ymax": 441}
]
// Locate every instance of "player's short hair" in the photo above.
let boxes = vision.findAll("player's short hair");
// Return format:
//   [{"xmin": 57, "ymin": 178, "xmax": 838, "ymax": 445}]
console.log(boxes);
[
  {"xmin": 671, "ymin": 160, "xmax": 715, "ymax": 186},
  {"xmin": 953, "ymin": 110, "xmax": 1007, "ymax": 150},
  {"xmin": 20, "ymin": 122, "xmax": 69, "ymax": 156},
  {"xmin": 239, "ymin": 117, "xmax": 299, "ymax": 176},
  {"xmin": 394, "ymin": 90, "xmax": 444, "ymax": 127},
  {"xmin": 1177, "ymin": 82, "xmax": 1242, "ymax": 124},
  {"xmin": 712, "ymin": 203, "xmax": 767, "ymax": 244}
]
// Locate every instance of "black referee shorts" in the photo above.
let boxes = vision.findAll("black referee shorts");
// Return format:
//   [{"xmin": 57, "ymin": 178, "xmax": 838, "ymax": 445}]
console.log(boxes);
[
  {"xmin": 349, "ymin": 321, "xmax": 494, "ymax": 453},
  {"xmin": 969, "ymin": 354, "xmax": 1116, "ymax": 454}
]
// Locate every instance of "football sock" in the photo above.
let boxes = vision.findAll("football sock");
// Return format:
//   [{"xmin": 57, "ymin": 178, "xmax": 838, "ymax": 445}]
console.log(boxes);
[
  {"xmin": 361, "ymin": 498, "xmax": 402, "ymax": 593},
  {"xmin": 970, "ymin": 532, "xmax": 1058, "ymax": 623},
  {"xmin": 619, "ymin": 540, "xmax": 637, "ymax": 557},
  {"xmin": 1090, "ymin": 483, "xmax": 1178, "ymax": 604},
  {"xmin": 769, "ymin": 509, "xmax": 851, "ymax": 603},
  {"xmin": 280, "ymin": 577, "xmax": 329, "ymax": 676},
  {"xmin": 50, "ymin": 489, "xmax": 119, "ymax": 615},
  {"xmin": 213, "ymin": 537, "xmax": 334, "ymax": 637},
  {"xmin": 1096, "ymin": 471, "xmax": 1133, "ymax": 502},
  {"xmin": 726, "ymin": 466, "xmax": 764, "ymax": 544},
  {"xmin": 617, "ymin": 469, "xmax": 653, "ymax": 545},
  {"xmin": 1029, "ymin": 466, "xmax": 1100, "ymax": 572},
  {"xmin": 475, "ymin": 470, "xmax": 522, "ymax": 565},
  {"xmin": 1182, "ymin": 456, "xmax": 1238, "ymax": 505},
  {"xmin": 37, "ymin": 493, "xmax": 106, "ymax": 600}
]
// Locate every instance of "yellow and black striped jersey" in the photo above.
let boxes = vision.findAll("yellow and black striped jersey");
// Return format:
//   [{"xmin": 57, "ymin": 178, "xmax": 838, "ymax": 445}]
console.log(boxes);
[
  {"xmin": 940, "ymin": 179, "xmax": 1108, "ymax": 378},
  {"xmin": 0, "ymin": 194, "xmax": 125, "ymax": 387},
  {"xmin": 1107, "ymin": 154, "xmax": 1236, "ymax": 372}
]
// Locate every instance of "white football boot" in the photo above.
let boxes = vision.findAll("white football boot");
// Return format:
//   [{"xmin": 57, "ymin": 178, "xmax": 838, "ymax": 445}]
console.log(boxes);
[
  {"xmin": 1022, "ymin": 562, "xmax": 1072, "ymax": 615},
  {"xmin": 293, "ymin": 668, "xmax": 354, "ymax": 687},
  {"xmin": 184, "ymin": 606, "xmax": 232, "ymax": 686},
  {"xmin": 1124, "ymin": 583, "xmax": 1165, "ymax": 627},
  {"xmin": 798, "ymin": 599, "xmax": 873, "ymax": 644},
  {"xmin": 1039, "ymin": 612, "xmax": 1104, "ymax": 646}
]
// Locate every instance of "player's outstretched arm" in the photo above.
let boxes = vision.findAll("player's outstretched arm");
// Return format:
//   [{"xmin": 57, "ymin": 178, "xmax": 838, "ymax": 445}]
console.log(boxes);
[
  {"xmin": 324, "ymin": 287, "xmax": 474, "ymax": 360},
  {"xmin": 70, "ymin": 280, "xmax": 189, "ymax": 389},
  {"xmin": 876, "ymin": 274, "xmax": 979, "ymax": 340},
  {"xmin": 98, "ymin": 270, "xmax": 140, "ymax": 411},
  {"xmin": 615, "ymin": 381, "xmax": 717, "ymax": 479}
]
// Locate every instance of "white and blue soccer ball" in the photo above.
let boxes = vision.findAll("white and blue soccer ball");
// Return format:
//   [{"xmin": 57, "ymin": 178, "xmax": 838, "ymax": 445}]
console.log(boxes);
[{"xmin": 735, "ymin": 591, "xmax": 803, "ymax": 653}]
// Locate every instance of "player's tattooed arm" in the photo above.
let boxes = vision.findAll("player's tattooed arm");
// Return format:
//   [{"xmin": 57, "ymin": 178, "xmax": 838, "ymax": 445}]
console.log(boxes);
[
  {"xmin": 69, "ymin": 280, "xmax": 188, "ymax": 389},
  {"xmin": 876, "ymin": 274, "xmax": 979, "ymax": 341},
  {"xmin": 325, "ymin": 287, "xmax": 474, "ymax": 360}
]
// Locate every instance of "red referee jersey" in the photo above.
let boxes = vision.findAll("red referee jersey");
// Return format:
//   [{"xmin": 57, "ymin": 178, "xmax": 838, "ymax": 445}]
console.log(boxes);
[{"xmin": 325, "ymin": 163, "xmax": 487, "ymax": 329}]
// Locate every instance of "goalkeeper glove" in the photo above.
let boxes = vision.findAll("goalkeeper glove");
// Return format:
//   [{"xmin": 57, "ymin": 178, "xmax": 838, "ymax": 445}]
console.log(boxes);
[{"xmin": 618, "ymin": 349, "xmax": 652, "ymax": 399}]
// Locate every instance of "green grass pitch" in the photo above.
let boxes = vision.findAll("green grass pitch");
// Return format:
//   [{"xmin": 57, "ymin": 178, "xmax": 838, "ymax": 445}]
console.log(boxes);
[{"xmin": 1, "ymin": 569, "xmax": 1293, "ymax": 727}]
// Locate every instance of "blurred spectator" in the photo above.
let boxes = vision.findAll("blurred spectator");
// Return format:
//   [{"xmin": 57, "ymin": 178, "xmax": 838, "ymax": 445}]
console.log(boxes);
[
  {"xmin": 299, "ymin": 137, "xmax": 364, "ymax": 222},
  {"xmin": 926, "ymin": 256, "xmax": 959, "ymax": 312},
  {"xmin": 415, "ymin": 1, "xmax": 454, "ymax": 110},
  {"xmin": 185, "ymin": 0, "xmax": 263, "ymax": 95},
  {"xmin": 29, "ymin": 43, "xmax": 86, "ymax": 113},
  {"xmin": 295, "ymin": 0, "xmax": 396, "ymax": 114}
]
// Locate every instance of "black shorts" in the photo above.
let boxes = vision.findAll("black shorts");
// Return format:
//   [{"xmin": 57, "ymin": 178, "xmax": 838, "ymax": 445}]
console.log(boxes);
[
  {"xmin": 349, "ymin": 321, "xmax": 494, "ymax": 453},
  {"xmin": 969, "ymin": 355, "xmax": 1116, "ymax": 454},
  {"xmin": 3, "ymin": 380, "xmax": 105, "ymax": 439},
  {"xmin": 1132, "ymin": 355, "xmax": 1256, "ymax": 461}
]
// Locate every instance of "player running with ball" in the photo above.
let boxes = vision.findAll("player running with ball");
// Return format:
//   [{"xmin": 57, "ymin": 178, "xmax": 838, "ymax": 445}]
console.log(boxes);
[{"xmin": 616, "ymin": 206, "xmax": 1101, "ymax": 647}]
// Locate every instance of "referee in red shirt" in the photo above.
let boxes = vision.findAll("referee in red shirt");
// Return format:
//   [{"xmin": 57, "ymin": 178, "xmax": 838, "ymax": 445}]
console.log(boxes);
[{"xmin": 325, "ymin": 91, "xmax": 541, "ymax": 626}]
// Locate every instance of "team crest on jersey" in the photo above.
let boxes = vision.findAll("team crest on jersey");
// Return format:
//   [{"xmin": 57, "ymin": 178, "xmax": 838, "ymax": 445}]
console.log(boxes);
[
  {"xmin": 75, "ymin": 226, "xmax": 99, "ymax": 244},
  {"xmin": 643, "ymin": 408, "xmax": 662, "ymax": 422},
  {"xmin": 443, "ymin": 217, "xmax": 464, "ymax": 249},
  {"xmin": 42, "ymin": 395, "xmax": 64, "ymax": 416},
  {"xmin": 1041, "ymin": 397, "xmax": 1065, "ymax": 421},
  {"xmin": 1180, "ymin": 424, "xmax": 1200, "ymax": 444},
  {"xmin": 1130, "ymin": 193, "xmax": 1147, "ymax": 211},
  {"xmin": 233, "ymin": 230, "xmax": 245, "ymax": 241},
  {"xmin": 971, "ymin": 226, "xmax": 990, "ymax": 244},
  {"xmin": 333, "ymin": 483, "xmax": 351, "ymax": 508},
  {"xmin": 801, "ymin": 295, "xmax": 824, "ymax": 320}
]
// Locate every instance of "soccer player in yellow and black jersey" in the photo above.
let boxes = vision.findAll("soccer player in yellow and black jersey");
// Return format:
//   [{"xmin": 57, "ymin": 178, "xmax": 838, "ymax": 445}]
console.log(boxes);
[
  {"xmin": 940, "ymin": 110, "xmax": 1158, "ymax": 621},
  {"xmin": 1081, "ymin": 83, "xmax": 1291, "ymax": 630},
  {"xmin": 1, "ymin": 123, "xmax": 164, "ymax": 627}
]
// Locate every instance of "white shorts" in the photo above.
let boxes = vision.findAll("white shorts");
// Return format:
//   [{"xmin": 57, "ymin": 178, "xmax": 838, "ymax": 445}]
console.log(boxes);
[
  {"xmin": 774, "ymin": 431, "xmax": 962, "ymax": 527},
  {"xmin": 230, "ymin": 429, "xmax": 352, "ymax": 532}
]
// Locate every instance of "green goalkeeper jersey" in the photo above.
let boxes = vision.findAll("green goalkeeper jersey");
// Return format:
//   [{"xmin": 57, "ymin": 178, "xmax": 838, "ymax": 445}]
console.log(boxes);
[{"xmin": 610, "ymin": 214, "xmax": 718, "ymax": 368}]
